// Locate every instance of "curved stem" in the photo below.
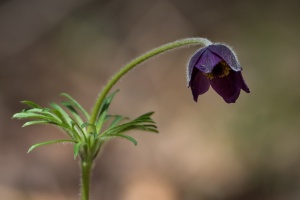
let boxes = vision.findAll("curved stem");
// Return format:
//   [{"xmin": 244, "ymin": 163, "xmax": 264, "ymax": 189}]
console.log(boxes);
[{"xmin": 89, "ymin": 37, "xmax": 211, "ymax": 125}]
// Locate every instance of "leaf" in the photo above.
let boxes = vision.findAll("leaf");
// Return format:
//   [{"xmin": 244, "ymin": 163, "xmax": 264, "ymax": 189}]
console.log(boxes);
[
  {"xmin": 13, "ymin": 96, "xmax": 87, "ymax": 144},
  {"xmin": 102, "ymin": 111, "xmax": 158, "ymax": 136},
  {"xmin": 50, "ymin": 103, "xmax": 73, "ymax": 128},
  {"xmin": 81, "ymin": 122, "xmax": 92, "ymax": 129},
  {"xmin": 96, "ymin": 90, "xmax": 119, "ymax": 133},
  {"xmin": 81, "ymin": 123, "xmax": 96, "ymax": 134},
  {"xmin": 115, "ymin": 134, "xmax": 137, "ymax": 146},
  {"xmin": 12, "ymin": 112, "xmax": 61, "ymax": 124},
  {"xmin": 61, "ymin": 101, "xmax": 84, "ymax": 127},
  {"xmin": 105, "ymin": 123, "xmax": 157, "ymax": 135},
  {"xmin": 108, "ymin": 115, "xmax": 129, "ymax": 129},
  {"xmin": 73, "ymin": 142, "xmax": 82, "ymax": 159},
  {"xmin": 68, "ymin": 121, "xmax": 85, "ymax": 142},
  {"xmin": 22, "ymin": 120, "xmax": 58, "ymax": 127},
  {"xmin": 21, "ymin": 100, "xmax": 42, "ymax": 108},
  {"xmin": 100, "ymin": 134, "xmax": 138, "ymax": 146},
  {"xmin": 23, "ymin": 108, "xmax": 62, "ymax": 123},
  {"xmin": 60, "ymin": 93, "xmax": 90, "ymax": 121},
  {"xmin": 98, "ymin": 90, "xmax": 119, "ymax": 118},
  {"xmin": 133, "ymin": 112, "xmax": 156, "ymax": 122},
  {"xmin": 98, "ymin": 111, "xmax": 158, "ymax": 147},
  {"xmin": 27, "ymin": 139, "xmax": 76, "ymax": 153}
]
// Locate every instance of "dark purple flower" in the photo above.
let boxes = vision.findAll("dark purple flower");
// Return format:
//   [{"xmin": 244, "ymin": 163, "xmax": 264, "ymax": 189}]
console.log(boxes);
[{"xmin": 187, "ymin": 44, "xmax": 250, "ymax": 103}]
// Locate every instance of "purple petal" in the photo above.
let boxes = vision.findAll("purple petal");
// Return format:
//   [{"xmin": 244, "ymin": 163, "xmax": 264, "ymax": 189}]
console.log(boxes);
[
  {"xmin": 210, "ymin": 72, "xmax": 241, "ymax": 103},
  {"xmin": 208, "ymin": 44, "xmax": 242, "ymax": 72},
  {"xmin": 187, "ymin": 47, "xmax": 208, "ymax": 79},
  {"xmin": 189, "ymin": 68, "xmax": 210, "ymax": 102},
  {"xmin": 195, "ymin": 49, "xmax": 223, "ymax": 73},
  {"xmin": 235, "ymin": 71, "xmax": 250, "ymax": 93}
]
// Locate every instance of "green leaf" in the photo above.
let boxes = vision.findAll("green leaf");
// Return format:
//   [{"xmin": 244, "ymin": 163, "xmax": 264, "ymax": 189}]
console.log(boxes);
[
  {"xmin": 61, "ymin": 101, "xmax": 84, "ymax": 127},
  {"xmin": 22, "ymin": 120, "xmax": 58, "ymax": 127},
  {"xmin": 81, "ymin": 123, "xmax": 96, "ymax": 134},
  {"xmin": 133, "ymin": 112, "xmax": 156, "ymax": 122},
  {"xmin": 22, "ymin": 108, "xmax": 62, "ymax": 123},
  {"xmin": 73, "ymin": 142, "xmax": 82, "ymax": 159},
  {"xmin": 109, "ymin": 124, "xmax": 158, "ymax": 135},
  {"xmin": 27, "ymin": 139, "xmax": 76, "ymax": 153},
  {"xmin": 115, "ymin": 134, "xmax": 138, "ymax": 146},
  {"xmin": 81, "ymin": 122, "xmax": 92, "ymax": 129},
  {"xmin": 60, "ymin": 93, "xmax": 90, "ymax": 121},
  {"xmin": 108, "ymin": 115, "xmax": 129, "ymax": 129},
  {"xmin": 68, "ymin": 121, "xmax": 85, "ymax": 142},
  {"xmin": 99, "ymin": 111, "xmax": 158, "ymax": 147},
  {"xmin": 98, "ymin": 90, "xmax": 119, "ymax": 118},
  {"xmin": 102, "ymin": 111, "xmax": 158, "ymax": 136},
  {"xmin": 12, "ymin": 112, "xmax": 61, "ymax": 124},
  {"xmin": 21, "ymin": 100, "xmax": 42, "ymax": 108},
  {"xmin": 100, "ymin": 134, "xmax": 138, "ymax": 146},
  {"xmin": 96, "ymin": 90, "xmax": 119, "ymax": 132},
  {"xmin": 50, "ymin": 102, "xmax": 73, "ymax": 128}
]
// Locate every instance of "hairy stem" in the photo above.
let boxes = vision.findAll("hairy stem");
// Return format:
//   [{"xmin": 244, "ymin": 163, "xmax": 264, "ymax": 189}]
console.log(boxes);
[
  {"xmin": 89, "ymin": 37, "xmax": 211, "ymax": 126},
  {"xmin": 81, "ymin": 159, "xmax": 93, "ymax": 200}
]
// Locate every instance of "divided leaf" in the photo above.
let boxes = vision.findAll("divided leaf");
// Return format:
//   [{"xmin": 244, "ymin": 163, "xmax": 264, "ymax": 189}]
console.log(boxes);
[
  {"xmin": 100, "ymin": 112, "xmax": 158, "ymax": 146},
  {"xmin": 13, "ymin": 91, "xmax": 159, "ymax": 157}
]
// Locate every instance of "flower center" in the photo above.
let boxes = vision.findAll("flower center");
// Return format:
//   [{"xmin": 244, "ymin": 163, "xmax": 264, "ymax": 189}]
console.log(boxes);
[{"xmin": 205, "ymin": 61, "xmax": 231, "ymax": 80}]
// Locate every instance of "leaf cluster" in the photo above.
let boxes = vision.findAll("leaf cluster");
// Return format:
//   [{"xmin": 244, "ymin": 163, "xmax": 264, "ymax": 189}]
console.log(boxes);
[{"xmin": 12, "ymin": 91, "xmax": 158, "ymax": 160}]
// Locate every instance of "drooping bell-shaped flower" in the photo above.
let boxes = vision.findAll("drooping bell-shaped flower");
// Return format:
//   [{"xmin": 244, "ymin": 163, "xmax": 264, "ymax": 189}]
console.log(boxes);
[{"xmin": 187, "ymin": 44, "xmax": 250, "ymax": 103}]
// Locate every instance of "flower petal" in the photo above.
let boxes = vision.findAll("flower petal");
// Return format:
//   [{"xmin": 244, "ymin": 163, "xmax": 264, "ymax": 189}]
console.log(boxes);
[
  {"xmin": 235, "ymin": 71, "xmax": 250, "ymax": 93},
  {"xmin": 189, "ymin": 68, "xmax": 210, "ymax": 102},
  {"xmin": 210, "ymin": 72, "xmax": 241, "ymax": 103},
  {"xmin": 195, "ymin": 49, "xmax": 223, "ymax": 73},
  {"xmin": 208, "ymin": 44, "xmax": 242, "ymax": 72},
  {"xmin": 187, "ymin": 47, "xmax": 208, "ymax": 79}
]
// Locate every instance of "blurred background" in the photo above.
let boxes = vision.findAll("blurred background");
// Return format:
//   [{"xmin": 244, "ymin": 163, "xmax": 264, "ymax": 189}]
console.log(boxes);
[{"xmin": 1, "ymin": 0, "xmax": 300, "ymax": 199}]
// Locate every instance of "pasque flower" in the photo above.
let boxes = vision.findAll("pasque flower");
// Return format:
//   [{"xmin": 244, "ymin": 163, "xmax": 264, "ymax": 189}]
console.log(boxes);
[
  {"xmin": 187, "ymin": 44, "xmax": 250, "ymax": 103},
  {"xmin": 12, "ymin": 38, "xmax": 250, "ymax": 200}
]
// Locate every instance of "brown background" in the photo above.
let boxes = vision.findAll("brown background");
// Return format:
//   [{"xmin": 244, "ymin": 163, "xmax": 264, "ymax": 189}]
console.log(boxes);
[{"xmin": 1, "ymin": 0, "xmax": 300, "ymax": 199}]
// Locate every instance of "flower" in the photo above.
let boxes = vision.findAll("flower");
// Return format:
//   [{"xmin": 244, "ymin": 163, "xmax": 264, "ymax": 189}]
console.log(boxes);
[{"xmin": 187, "ymin": 44, "xmax": 250, "ymax": 103}]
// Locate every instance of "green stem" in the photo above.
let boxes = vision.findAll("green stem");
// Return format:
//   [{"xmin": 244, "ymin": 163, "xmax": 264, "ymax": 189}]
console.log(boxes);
[
  {"xmin": 89, "ymin": 37, "xmax": 211, "ymax": 125},
  {"xmin": 81, "ymin": 159, "xmax": 93, "ymax": 200}
]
